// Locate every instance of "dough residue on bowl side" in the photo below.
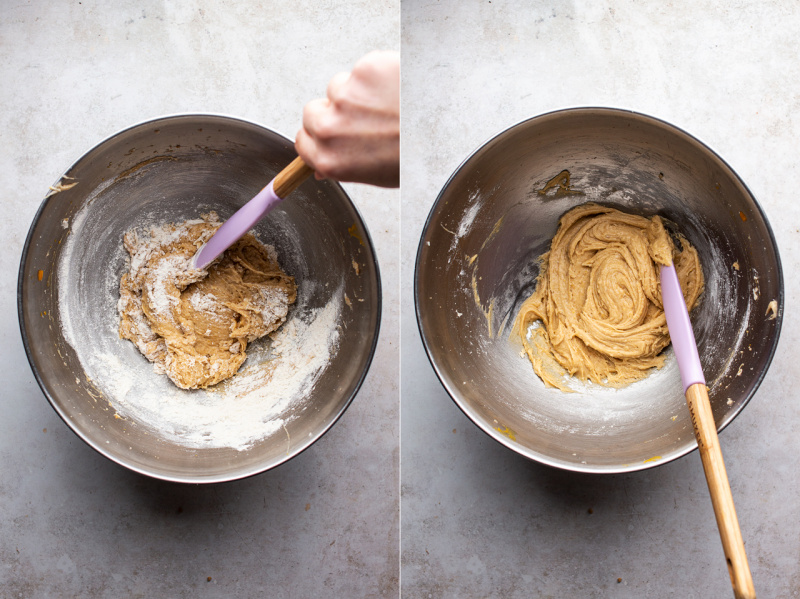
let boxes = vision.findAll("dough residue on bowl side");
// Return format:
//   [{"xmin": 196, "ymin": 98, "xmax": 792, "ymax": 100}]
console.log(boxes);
[{"xmin": 513, "ymin": 203, "xmax": 704, "ymax": 391}]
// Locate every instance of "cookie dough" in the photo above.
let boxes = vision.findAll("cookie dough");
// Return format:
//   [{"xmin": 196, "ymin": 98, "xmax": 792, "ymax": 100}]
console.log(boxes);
[
  {"xmin": 118, "ymin": 213, "xmax": 297, "ymax": 389},
  {"xmin": 513, "ymin": 203, "xmax": 703, "ymax": 391}
]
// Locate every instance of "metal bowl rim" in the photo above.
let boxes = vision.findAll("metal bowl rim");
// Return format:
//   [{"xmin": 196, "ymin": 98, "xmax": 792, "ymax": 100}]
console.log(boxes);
[
  {"xmin": 414, "ymin": 105, "xmax": 784, "ymax": 474},
  {"xmin": 18, "ymin": 112, "xmax": 383, "ymax": 484}
]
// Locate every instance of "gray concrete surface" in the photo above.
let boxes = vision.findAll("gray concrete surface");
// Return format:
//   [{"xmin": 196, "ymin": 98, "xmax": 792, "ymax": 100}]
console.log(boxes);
[
  {"xmin": 401, "ymin": 1, "xmax": 800, "ymax": 598},
  {"xmin": 1, "ymin": 2, "xmax": 398, "ymax": 598},
  {"xmin": 6, "ymin": 1, "xmax": 800, "ymax": 598}
]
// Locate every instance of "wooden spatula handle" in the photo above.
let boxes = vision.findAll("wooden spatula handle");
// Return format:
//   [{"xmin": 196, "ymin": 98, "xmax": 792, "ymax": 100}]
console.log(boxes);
[
  {"xmin": 273, "ymin": 156, "xmax": 314, "ymax": 198},
  {"xmin": 685, "ymin": 383, "xmax": 756, "ymax": 599}
]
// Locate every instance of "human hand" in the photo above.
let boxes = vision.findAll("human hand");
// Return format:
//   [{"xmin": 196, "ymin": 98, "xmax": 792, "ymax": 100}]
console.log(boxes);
[{"xmin": 295, "ymin": 50, "xmax": 400, "ymax": 188}]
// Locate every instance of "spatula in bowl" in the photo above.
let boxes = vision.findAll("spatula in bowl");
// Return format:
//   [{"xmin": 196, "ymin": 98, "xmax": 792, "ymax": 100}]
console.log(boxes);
[
  {"xmin": 660, "ymin": 262, "xmax": 756, "ymax": 599},
  {"xmin": 193, "ymin": 156, "xmax": 313, "ymax": 269}
]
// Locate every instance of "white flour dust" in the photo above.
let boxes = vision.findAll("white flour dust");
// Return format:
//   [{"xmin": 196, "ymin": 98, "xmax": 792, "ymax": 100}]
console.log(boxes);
[
  {"xmin": 58, "ymin": 196, "xmax": 341, "ymax": 451},
  {"xmin": 448, "ymin": 188, "xmax": 483, "ymax": 255},
  {"xmin": 106, "ymin": 300, "xmax": 340, "ymax": 450}
]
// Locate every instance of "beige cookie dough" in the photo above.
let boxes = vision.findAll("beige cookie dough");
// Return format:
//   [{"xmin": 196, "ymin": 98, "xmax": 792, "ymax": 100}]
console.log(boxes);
[
  {"xmin": 513, "ymin": 203, "xmax": 704, "ymax": 391},
  {"xmin": 118, "ymin": 213, "xmax": 296, "ymax": 389}
]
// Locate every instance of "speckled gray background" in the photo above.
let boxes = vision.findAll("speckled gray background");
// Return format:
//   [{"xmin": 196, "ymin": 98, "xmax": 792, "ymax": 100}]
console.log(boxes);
[
  {"xmin": 1, "ymin": 1, "xmax": 398, "ymax": 597},
  {"xmin": 401, "ymin": 1, "xmax": 799, "ymax": 598},
  {"xmin": 5, "ymin": 1, "xmax": 800, "ymax": 597}
]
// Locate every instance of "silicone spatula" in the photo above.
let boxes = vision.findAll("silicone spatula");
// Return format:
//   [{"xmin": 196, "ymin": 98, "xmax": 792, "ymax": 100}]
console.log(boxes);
[
  {"xmin": 660, "ymin": 263, "xmax": 756, "ymax": 599},
  {"xmin": 193, "ymin": 156, "xmax": 313, "ymax": 269}
]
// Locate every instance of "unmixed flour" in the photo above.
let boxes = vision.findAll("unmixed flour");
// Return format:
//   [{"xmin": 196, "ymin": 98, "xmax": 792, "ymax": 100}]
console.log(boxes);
[{"xmin": 118, "ymin": 214, "xmax": 297, "ymax": 390}]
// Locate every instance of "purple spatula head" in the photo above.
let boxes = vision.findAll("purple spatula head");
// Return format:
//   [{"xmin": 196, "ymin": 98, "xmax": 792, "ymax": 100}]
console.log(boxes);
[
  {"xmin": 660, "ymin": 263, "xmax": 705, "ymax": 392},
  {"xmin": 193, "ymin": 181, "xmax": 283, "ymax": 270}
]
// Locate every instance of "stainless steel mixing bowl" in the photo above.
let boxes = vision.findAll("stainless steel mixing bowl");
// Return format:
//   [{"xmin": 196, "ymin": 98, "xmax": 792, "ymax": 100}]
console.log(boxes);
[
  {"xmin": 19, "ymin": 114, "xmax": 381, "ymax": 483},
  {"xmin": 416, "ymin": 108, "xmax": 783, "ymax": 473}
]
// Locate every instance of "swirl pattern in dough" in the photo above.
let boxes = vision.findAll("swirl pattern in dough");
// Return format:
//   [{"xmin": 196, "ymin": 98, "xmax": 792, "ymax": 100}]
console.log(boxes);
[{"xmin": 513, "ymin": 203, "xmax": 704, "ymax": 391}]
